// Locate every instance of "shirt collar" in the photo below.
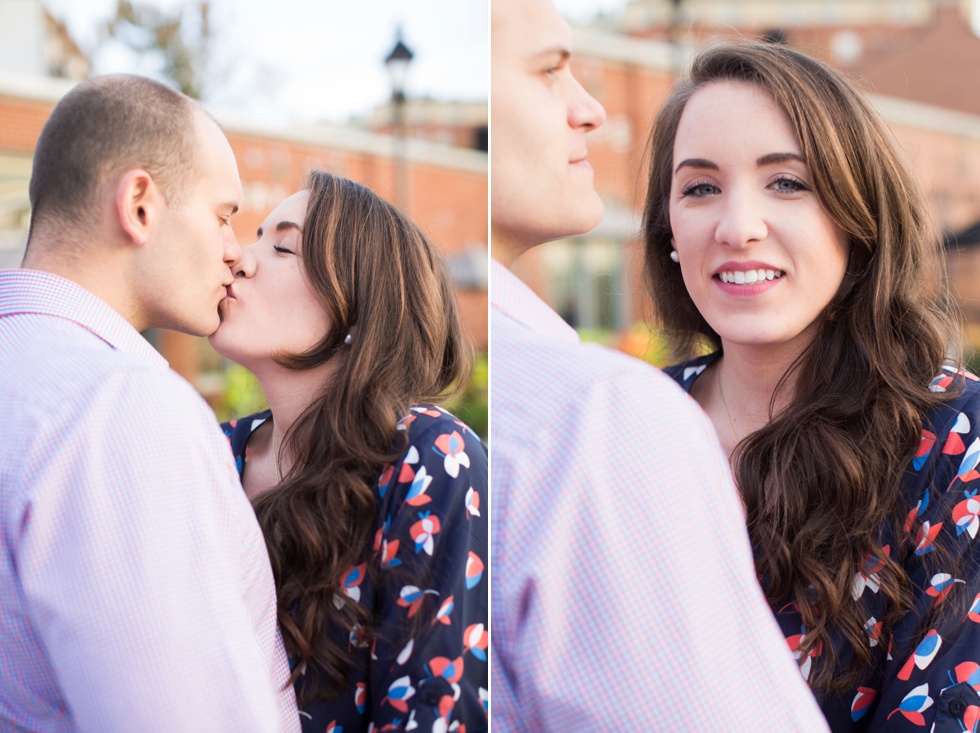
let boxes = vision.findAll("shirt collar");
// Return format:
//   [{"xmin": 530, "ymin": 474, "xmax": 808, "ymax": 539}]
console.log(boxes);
[
  {"xmin": 0, "ymin": 269, "xmax": 169, "ymax": 368},
  {"xmin": 491, "ymin": 258, "xmax": 580, "ymax": 345}
]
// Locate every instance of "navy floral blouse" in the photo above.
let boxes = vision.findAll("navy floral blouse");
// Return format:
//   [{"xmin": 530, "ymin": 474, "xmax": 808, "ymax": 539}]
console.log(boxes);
[
  {"xmin": 667, "ymin": 353, "xmax": 980, "ymax": 733},
  {"xmin": 222, "ymin": 405, "xmax": 489, "ymax": 733}
]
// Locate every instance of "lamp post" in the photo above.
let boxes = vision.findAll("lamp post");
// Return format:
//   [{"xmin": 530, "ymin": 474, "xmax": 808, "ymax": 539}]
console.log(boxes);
[
  {"xmin": 385, "ymin": 29, "xmax": 414, "ymax": 208},
  {"xmin": 669, "ymin": 0, "xmax": 683, "ymax": 79}
]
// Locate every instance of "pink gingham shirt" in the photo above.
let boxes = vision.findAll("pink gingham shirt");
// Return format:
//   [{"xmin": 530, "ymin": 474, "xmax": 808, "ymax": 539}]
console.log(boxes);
[
  {"xmin": 489, "ymin": 259, "xmax": 829, "ymax": 731},
  {"xmin": 0, "ymin": 269, "xmax": 299, "ymax": 732}
]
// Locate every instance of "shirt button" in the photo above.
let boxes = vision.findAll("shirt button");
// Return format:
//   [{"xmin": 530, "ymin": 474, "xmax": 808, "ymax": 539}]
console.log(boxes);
[
  {"xmin": 421, "ymin": 689, "xmax": 442, "ymax": 705},
  {"xmin": 949, "ymin": 698, "xmax": 967, "ymax": 718},
  {"xmin": 418, "ymin": 678, "xmax": 452, "ymax": 705}
]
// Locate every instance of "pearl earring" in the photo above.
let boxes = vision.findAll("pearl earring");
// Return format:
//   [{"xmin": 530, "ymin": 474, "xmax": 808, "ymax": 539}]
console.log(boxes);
[
  {"xmin": 669, "ymin": 250, "xmax": 679, "ymax": 263},
  {"xmin": 344, "ymin": 333, "xmax": 353, "ymax": 345}
]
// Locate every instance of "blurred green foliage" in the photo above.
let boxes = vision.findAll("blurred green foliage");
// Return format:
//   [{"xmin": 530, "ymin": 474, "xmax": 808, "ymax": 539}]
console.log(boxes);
[
  {"xmin": 964, "ymin": 343, "xmax": 980, "ymax": 377},
  {"xmin": 445, "ymin": 351, "xmax": 489, "ymax": 443},
  {"xmin": 575, "ymin": 327, "xmax": 615, "ymax": 347},
  {"xmin": 214, "ymin": 363, "xmax": 268, "ymax": 422},
  {"xmin": 212, "ymin": 352, "xmax": 490, "ymax": 444},
  {"xmin": 577, "ymin": 323, "xmax": 674, "ymax": 368}
]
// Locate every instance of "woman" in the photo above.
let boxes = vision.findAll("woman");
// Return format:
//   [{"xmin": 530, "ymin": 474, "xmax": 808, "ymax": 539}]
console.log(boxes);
[
  {"xmin": 209, "ymin": 171, "xmax": 488, "ymax": 732},
  {"xmin": 644, "ymin": 43, "xmax": 980, "ymax": 731}
]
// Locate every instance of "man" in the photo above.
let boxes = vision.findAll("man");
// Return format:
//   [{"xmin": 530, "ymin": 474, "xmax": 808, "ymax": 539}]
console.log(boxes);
[
  {"xmin": 489, "ymin": 1, "xmax": 831, "ymax": 729},
  {"xmin": 0, "ymin": 75, "xmax": 299, "ymax": 732}
]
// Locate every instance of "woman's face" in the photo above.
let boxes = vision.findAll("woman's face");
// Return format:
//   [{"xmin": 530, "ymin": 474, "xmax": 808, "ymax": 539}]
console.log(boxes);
[
  {"xmin": 668, "ymin": 81, "xmax": 850, "ymax": 352},
  {"xmin": 208, "ymin": 191, "xmax": 332, "ymax": 369}
]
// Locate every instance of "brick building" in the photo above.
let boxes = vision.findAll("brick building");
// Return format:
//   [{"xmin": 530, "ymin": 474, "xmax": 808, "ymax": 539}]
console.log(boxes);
[
  {"xmin": 366, "ymin": 98, "xmax": 488, "ymax": 151},
  {"xmin": 516, "ymin": 1, "xmax": 980, "ymax": 363}
]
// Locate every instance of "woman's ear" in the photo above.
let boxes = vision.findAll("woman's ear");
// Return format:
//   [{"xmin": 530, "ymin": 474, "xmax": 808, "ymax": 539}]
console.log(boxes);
[{"xmin": 114, "ymin": 169, "xmax": 160, "ymax": 247}]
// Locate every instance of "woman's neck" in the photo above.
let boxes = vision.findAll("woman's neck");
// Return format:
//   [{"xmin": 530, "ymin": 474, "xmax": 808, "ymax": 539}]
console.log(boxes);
[
  {"xmin": 258, "ymin": 374, "xmax": 321, "ymax": 443},
  {"xmin": 260, "ymin": 360, "xmax": 340, "ymax": 449},
  {"xmin": 242, "ymin": 361, "xmax": 337, "ymax": 499},
  {"xmin": 694, "ymin": 339, "xmax": 809, "ymax": 457}
]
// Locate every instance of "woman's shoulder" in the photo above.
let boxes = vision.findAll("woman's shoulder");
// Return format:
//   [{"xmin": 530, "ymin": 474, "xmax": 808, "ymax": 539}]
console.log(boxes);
[
  {"xmin": 928, "ymin": 363, "xmax": 980, "ymax": 401},
  {"xmin": 921, "ymin": 365, "xmax": 980, "ymax": 436},
  {"xmin": 662, "ymin": 352, "xmax": 720, "ymax": 393},
  {"xmin": 377, "ymin": 404, "xmax": 487, "ymax": 506},
  {"xmin": 220, "ymin": 409, "xmax": 272, "ymax": 460},
  {"xmin": 397, "ymin": 404, "xmax": 486, "ymax": 451},
  {"xmin": 903, "ymin": 365, "xmax": 980, "ymax": 543}
]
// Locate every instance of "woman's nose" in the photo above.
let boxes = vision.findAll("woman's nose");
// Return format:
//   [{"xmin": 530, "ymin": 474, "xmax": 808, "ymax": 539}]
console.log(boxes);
[
  {"xmin": 234, "ymin": 244, "xmax": 257, "ymax": 278},
  {"xmin": 714, "ymin": 188, "xmax": 767, "ymax": 248}
]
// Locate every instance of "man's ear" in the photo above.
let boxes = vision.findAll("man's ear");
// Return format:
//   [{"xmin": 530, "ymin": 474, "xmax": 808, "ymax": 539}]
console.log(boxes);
[{"xmin": 115, "ymin": 169, "xmax": 161, "ymax": 246}]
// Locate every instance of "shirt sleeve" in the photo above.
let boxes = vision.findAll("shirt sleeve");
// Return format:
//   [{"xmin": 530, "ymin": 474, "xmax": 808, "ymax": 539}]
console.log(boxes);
[
  {"xmin": 16, "ymin": 367, "xmax": 299, "ymax": 732},
  {"xmin": 367, "ymin": 410, "xmax": 489, "ymax": 732},
  {"xmin": 867, "ymin": 375, "xmax": 980, "ymax": 733},
  {"xmin": 491, "ymin": 345, "xmax": 830, "ymax": 731}
]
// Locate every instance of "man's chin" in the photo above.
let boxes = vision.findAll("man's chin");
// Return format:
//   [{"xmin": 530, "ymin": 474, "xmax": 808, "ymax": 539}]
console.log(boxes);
[
  {"xmin": 204, "ymin": 320, "xmax": 223, "ymax": 341},
  {"xmin": 202, "ymin": 298, "xmax": 231, "ymax": 336},
  {"xmin": 194, "ymin": 312, "xmax": 221, "ymax": 339},
  {"xmin": 579, "ymin": 193, "xmax": 605, "ymax": 230}
]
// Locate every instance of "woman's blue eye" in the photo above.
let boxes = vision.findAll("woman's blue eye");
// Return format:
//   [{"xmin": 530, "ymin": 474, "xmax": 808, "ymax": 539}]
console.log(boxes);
[
  {"xmin": 681, "ymin": 182, "xmax": 720, "ymax": 197},
  {"xmin": 772, "ymin": 177, "xmax": 809, "ymax": 192}
]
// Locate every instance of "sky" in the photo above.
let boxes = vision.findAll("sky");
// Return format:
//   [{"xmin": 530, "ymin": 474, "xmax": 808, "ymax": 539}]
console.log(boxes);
[
  {"xmin": 554, "ymin": 0, "xmax": 630, "ymax": 23},
  {"xmin": 42, "ymin": 0, "xmax": 488, "ymax": 126}
]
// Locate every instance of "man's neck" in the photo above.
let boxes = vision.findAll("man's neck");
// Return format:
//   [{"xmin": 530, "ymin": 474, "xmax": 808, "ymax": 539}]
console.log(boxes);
[
  {"xmin": 490, "ymin": 230, "xmax": 533, "ymax": 268},
  {"xmin": 23, "ymin": 245, "xmax": 145, "ymax": 331}
]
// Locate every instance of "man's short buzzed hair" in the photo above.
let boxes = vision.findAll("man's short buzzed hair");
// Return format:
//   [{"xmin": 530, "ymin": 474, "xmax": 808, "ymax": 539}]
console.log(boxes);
[{"xmin": 28, "ymin": 74, "xmax": 198, "ymax": 232}]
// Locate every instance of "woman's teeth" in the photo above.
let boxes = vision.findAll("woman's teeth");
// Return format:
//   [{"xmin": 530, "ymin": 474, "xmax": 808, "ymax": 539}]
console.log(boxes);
[{"xmin": 718, "ymin": 269, "xmax": 784, "ymax": 284}]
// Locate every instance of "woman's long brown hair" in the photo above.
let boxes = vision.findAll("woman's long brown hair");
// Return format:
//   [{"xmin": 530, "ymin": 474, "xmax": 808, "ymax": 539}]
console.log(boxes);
[
  {"xmin": 252, "ymin": 170, "xmax": 472, "ymax": 701},
  {"xmin": 643, "ymin": 43, "xmax": 961, "ymax": 693}
]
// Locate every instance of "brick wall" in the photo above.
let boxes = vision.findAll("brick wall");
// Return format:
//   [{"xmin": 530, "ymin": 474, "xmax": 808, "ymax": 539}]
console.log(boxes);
[{"xmin": 0, "ymin": 95, "xmax": 51, "ymax": 152}]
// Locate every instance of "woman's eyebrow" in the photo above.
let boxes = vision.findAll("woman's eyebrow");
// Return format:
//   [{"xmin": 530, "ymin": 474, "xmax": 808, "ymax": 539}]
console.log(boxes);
[
  {"xmin": 674, "ymin": 152, "xmax": 805, "ymax": 175},
  {"xmin": 256, "ymin": 220, "xmax": 303, "ymax": 237},
  {"xmin": 675, "ymin": 157, "xmax": 718, "ymax": 174},
  {"xmin": 757, "ymin": 152, "xmax": 805, "ymax": 166}
]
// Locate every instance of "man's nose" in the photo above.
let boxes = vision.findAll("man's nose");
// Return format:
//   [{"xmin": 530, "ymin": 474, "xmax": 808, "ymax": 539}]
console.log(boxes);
[
  {"xmin": 569, "ymin": 76, "xmax": 606, "ymax": 132},
  {"xmin": 223, "ymin": 227, "xmax": 243, "ymax": 269}
]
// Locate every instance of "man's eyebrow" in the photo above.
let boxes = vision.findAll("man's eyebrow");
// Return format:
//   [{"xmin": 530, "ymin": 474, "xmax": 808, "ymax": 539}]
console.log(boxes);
[
  {"xmin": 256, "ymin": 220, "xmax": 302, "ymax": 238},
  {"xmin": 531, "ymin": 47, "xmax": 571, "ymax": 63}
]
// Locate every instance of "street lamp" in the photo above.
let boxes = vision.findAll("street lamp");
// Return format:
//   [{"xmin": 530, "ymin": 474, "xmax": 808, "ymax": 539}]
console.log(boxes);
[
  {"xmin": 669, "ymin": 0, "xmax": 684, "ymax": 79},
  {"xmin": 385, "ymin": 28, "xmax": 414, "ymax": 207}
]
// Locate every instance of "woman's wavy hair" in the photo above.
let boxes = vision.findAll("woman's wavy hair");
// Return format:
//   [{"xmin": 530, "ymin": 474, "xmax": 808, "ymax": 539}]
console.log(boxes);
[
  {"xmin": 252, "ymin": 170, "xmax": 473, "ymax": 700},
  {"xmin": 643, "ymin": 43, "xmax": 961, "ymax": 692}
]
